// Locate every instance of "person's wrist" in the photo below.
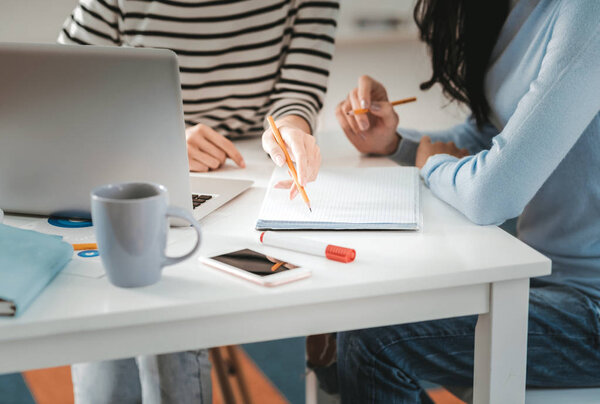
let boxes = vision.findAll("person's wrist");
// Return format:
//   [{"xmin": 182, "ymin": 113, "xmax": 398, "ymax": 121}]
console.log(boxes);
[
  {"xmin": 382, "ymin": 130, "xmax": 401, "ymax": 155},
  {"xmin": 276, "ymin": 114, "xmax": 311, "ymax": 135}
]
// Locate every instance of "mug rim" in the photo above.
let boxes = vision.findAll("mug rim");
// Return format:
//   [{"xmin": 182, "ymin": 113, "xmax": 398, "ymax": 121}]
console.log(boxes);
[{"xmin": 91, "ymin": 181, "xmax": 167, "ymax": 204}]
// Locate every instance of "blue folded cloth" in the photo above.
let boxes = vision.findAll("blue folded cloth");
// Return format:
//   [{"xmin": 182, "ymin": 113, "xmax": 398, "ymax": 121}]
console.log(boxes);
[{"xmin": 0, "ymin": 223, "xmax": 73, "ymax": 317}]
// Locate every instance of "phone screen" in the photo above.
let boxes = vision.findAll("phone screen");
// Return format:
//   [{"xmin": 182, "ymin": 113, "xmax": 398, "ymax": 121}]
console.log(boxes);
[{"xmin": 211, "ymin": 249, "xmax": 299, "ymax": 277}]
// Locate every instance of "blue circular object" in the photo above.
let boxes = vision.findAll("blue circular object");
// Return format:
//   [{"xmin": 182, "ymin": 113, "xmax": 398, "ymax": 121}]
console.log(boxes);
[
  {"xmin": 48, "ymin": 217, "xmax": 93, "ymax": 228},
  {"xmin": 78, "ymin": 250, "xmax": 99, "ymax": 258}
]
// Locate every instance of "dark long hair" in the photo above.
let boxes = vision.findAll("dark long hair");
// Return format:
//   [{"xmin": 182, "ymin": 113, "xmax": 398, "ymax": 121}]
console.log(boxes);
[{"xmin": 414, "ymin": 0, "xmax": 509, "ymax": 127}]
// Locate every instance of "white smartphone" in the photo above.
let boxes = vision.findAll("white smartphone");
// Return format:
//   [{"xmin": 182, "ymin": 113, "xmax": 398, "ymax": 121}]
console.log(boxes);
[{"xmin": 199, "ymin": 248, "xmax": 311, "ymax": 286}]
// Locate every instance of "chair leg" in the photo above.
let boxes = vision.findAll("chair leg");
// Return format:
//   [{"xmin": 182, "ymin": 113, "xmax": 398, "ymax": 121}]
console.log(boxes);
[
  {"xmin": 226, "ymin": 345, "xmax": 252, "ymax": 404},
  {"xmin": 306, "ymin": 370, "xmax": 318, "ymax": 404},
  {"xmin": 210, "ymin": 347, "xmax": 237, "ymax": 404}
]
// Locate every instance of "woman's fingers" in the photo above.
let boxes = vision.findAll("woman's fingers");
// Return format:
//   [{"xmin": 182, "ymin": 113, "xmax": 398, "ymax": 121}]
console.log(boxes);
[
  {"xmin": 359, "ymin": 75, "xmax": 388, "ymax": 102},
  {"xmin": 335, "ymin": 75, "xmax": 391, "ymax": 138},
  {"xmin": 283, "ymin": 131, "xmax": 308, "ymax": 186},
  {"xmin": 352, "ymin": 75, "xmax": 390, "ymax": 132},
  {"xmin": 336, "ymin": 100, "xmax": 371, "ymax": 152},
  {"xmin": 262, "ymin": 130, "xmax": 287, "ymax": 167},
  {"xmin": 203, "ymin": 127, "xmax": 245, "ymax": 168},
  {"xmin": 187, "ymin": 135, "xmax": 221, "ymax": 171},
  {"xmin": 303, "ymin": 134, "xmax": 320, "ymax": 183},
  {"xmin": 343, "ymin": 96, "xmax": 363, "ymax": 137},
  {"xmin": 369, "ymin": 101, "xmax": 399, "ymax": 129},
  {"xmin": 188, "ymin": 156, "xmax": 209, "ymax": 172},
  {"xmin": 357, "ymin": 75, "xmax": 373, "ymax": 110},
  {"xmin": 275, "ymin": 180, "xmax": 294, "ymax": 189},
  {"xmin": 196, "ymin": 137, "xmax": 227, "ymax": 165},
  {"xmin": 265, "ymin": 123, "xmax": 320, "ymax": 188},
  {"xmin": 189, "ymin": 148, "xmax": 221, "ymax": 170},
  {"xmin": 199, "ymin": 151, "xmax": 221, "ymax": 169},
  {"xmin": 417, "ymin": 136, "xmax": 471, "ymax": 162},
  {"xmin": 186, "ymin": 124, "xmax": 245, "ymax": 169},
  {"xmin": 350, "ymin": 88, "xmax": 369, "ymax": 131},
  {"xmin": 336, "ymin": 100, "xmax": 357, "ymax": 139},
  {"xmin": 312, "ymin": 147, "xmax": 321, "ymax": 182},
  {"xmin": 274, "ymin": 180, "xmax": 299, "ymax": 200}
]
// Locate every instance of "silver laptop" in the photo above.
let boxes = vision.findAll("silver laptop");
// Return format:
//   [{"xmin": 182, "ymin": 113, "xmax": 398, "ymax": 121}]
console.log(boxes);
[{"xmin": 0, "ymin": 43, "xmax": 252, "ymax": 223}]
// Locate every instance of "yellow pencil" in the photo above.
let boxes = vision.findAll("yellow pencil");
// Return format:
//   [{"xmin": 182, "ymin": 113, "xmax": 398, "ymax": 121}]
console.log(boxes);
[
  {"xmin": 267, "ymin": 116, "xmax": 312, "ymax": 212},
  {"xmin": 347, "ymin": 96, "xmax": 417, "ymax": 115}
]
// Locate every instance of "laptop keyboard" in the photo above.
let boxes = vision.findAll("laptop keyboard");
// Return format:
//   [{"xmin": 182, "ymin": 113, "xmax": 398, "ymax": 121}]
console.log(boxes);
[{"xmin": 192, "ymin": 194, "xmax": 213, "ymax": 209}]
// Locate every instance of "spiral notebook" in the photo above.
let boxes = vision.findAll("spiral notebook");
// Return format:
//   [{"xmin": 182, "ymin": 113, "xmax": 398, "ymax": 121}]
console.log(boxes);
[{"xmin": 256, "ymin": 166, "xmax": 420, "ymax": 230}]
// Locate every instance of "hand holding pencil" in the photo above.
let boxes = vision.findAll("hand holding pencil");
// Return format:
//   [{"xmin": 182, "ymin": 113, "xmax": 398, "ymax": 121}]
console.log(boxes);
[
  {"xmin": 266, "ymin": 116, "xmax": 312, "ymax": 212},
  {"xmin": 336, "ymin": 75, "xmax": 412, "ymax": 156},
  {"xmin": 261, "ymin": 115, "xmax": 321, "ymax": 201},
  {"xmin": 346, "ymin": 97, "xmax": 417, "ymax": 116}
]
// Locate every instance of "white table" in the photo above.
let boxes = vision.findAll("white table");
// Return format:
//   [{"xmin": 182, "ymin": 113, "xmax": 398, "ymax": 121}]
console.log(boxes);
[{"xmin": 0, "ymin": 135, "xmax": 550, "ymax": 404}]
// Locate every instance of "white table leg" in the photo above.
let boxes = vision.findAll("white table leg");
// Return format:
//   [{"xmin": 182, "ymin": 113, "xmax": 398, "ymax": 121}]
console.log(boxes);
[
  {"xmin": 306, "ymin": 370, "xmax": 318, "ymax": 404},
  {"xmin": 473, "ymin": 278, "xmax": 530, "ymax": 404}
]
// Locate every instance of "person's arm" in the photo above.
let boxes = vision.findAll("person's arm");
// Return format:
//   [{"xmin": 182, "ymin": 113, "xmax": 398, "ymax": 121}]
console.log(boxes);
[
  {"xmin": 57, "ymin": 0, "xmax": 121, "ymax": 46},
  {"xmin": 390, "ymin": 117, "xmax": 498, "ymax": 166},
  {"xmin": 265, "ymin": 0, "xmax": 339, "ymax": 134},
  {"xmin": 421, "ymin": 0, "xmax": 600, "ymax": 225},
  {"xmin": 262, "ymin": 0, "xmax": 339, "ymax": 197}
]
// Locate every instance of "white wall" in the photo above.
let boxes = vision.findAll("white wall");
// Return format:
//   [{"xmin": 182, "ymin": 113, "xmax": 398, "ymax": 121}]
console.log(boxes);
[{"xmin": 0, "ymin": 0, "xmax": 78, "ymax": 43}]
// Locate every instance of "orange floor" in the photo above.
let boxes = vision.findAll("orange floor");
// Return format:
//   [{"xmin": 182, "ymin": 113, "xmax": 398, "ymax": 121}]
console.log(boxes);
[{"xmin": 22, "ymin": 348, "xmax": 464, "ymax": 404}]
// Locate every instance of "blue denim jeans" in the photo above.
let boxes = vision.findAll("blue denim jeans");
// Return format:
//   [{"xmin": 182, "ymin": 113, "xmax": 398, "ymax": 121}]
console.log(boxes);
[
  {"xmin": 72, "ymin": 350, "xmax": 211, "ymax": 404},
  {"xmin": 337, "ymin": 280, "xmax": 600, "ymax": 403}
]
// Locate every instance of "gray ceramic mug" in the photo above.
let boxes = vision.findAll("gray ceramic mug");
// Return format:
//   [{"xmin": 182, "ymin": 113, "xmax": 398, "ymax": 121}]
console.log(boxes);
[{"xmin": 91, "ymin": 182, "xmax": 201, "ymax": 288}]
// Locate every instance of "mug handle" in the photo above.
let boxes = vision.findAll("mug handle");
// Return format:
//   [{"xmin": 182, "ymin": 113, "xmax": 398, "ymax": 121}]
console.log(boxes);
[{"xmin": 162, "ymin": 205, "xmax": 202, "ymax": 267}]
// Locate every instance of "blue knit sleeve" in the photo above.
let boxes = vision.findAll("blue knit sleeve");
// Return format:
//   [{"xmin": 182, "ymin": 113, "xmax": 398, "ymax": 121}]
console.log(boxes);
[
  {"xmin": 421, "ymin": 0, "xmax": 600, "ymax": 225},
  {"xmin": 389, "ymin": 116, "xmax": 498, "ymax": 166},
  {"xmin": 399, "ymin": 116, "xmax": 499, "ymax": 154}
]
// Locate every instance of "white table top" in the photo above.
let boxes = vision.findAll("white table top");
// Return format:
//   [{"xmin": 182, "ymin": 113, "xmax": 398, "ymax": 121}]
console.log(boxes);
[{"xmin": 0, "ymin": 133, "xmax": 551, "ymax": 344}]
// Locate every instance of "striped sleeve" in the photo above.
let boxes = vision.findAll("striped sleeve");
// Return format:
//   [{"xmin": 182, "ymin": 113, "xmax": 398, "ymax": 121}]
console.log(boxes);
[
  {"xmin": 266, "ymin": 0, "xmax": 339, "ymax": 133},
  {"xmin": 57, "ymin": 0, "xmax": 121, "ymax": 46}
]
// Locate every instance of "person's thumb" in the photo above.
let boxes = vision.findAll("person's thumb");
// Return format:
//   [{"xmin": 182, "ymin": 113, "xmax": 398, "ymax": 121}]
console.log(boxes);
[
  {"xmin": 262, "ymin": 132, "xmax": 286, "ymax": 167},
  {"xmin": 369, "ymin": 101, "xmax": 397, "ymax": 127}
]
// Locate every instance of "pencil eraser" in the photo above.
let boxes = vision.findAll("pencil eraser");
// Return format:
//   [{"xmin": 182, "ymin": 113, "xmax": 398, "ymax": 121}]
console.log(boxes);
[{"xmin": 325, "ymin": 245, "xmax": 356, "ymax": 263}]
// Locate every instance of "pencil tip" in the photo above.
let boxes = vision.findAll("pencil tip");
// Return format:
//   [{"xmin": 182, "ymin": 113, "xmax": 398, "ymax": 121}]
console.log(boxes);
[{"xmin": 309, "ymin": 207, "xmax": 312, "ymax": 213}]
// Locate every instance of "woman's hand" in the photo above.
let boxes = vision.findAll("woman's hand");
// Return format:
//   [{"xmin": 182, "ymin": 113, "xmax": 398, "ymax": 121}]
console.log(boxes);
[
  {"xmin": 415, "ymin": 136, "xmax": 469, "ymax": 169},
  {"xmin": 186, "ymin": 123, "xmax": 245, "ymax": 172},
  {"xmin": 262, "ymin": 115, "xmax": 321, "ymax": 200},
  {"xmin": 336, "ymin": 75, "xmax": 400, "ymax": 155}
]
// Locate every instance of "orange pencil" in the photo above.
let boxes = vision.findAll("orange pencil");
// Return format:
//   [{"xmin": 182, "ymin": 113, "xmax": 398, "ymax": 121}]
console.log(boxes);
[
  {"xmin": 271, "ymin": 261, "xmax": 285, "ymax": 272},
  {"xmin": 72, "ymin": 243, "xmax": 97, "ymax": 251},
  {"xmin": 267, "ymin": 116, "xmax": 312, "ymax": 212},
  {"xmin": 347, "ymin": 96, "xmax": 417, "ymax": 115}
]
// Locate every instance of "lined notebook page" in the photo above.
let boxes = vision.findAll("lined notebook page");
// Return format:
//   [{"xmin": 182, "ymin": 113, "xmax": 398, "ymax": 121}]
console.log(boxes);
[{"xmin": 256, "ymin": 167, "xmax": 420, "ymax": 230}]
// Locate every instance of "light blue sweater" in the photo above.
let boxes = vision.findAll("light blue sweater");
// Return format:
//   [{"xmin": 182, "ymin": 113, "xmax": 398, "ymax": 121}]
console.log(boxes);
[{"xmin": 393, "ymin": 0, "xmax": 600, "ymax": 298}]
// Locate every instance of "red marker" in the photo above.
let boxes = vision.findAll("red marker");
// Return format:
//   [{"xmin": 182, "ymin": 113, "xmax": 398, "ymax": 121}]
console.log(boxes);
[{"xmin": 259, "ymin": 231, "xmax": 356, "ymax": 263}]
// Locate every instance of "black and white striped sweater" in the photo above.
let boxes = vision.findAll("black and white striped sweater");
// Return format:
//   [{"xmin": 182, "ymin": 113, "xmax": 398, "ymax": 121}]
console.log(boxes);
[{"xmin": 58, "ymin": 0, "xmax": 339, "ymax": 137}]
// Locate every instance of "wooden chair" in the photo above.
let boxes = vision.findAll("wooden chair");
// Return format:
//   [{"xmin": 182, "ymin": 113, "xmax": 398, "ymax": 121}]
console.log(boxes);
[{"xmin": 210, "ymin": 346, "xmax": 252, "ymax": 404}]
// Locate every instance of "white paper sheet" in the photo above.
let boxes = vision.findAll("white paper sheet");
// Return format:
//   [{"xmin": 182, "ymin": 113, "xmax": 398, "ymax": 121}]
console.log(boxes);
[{"xmin": 256, "ymin": 167, "xmax": 420, "ymax": 230}]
